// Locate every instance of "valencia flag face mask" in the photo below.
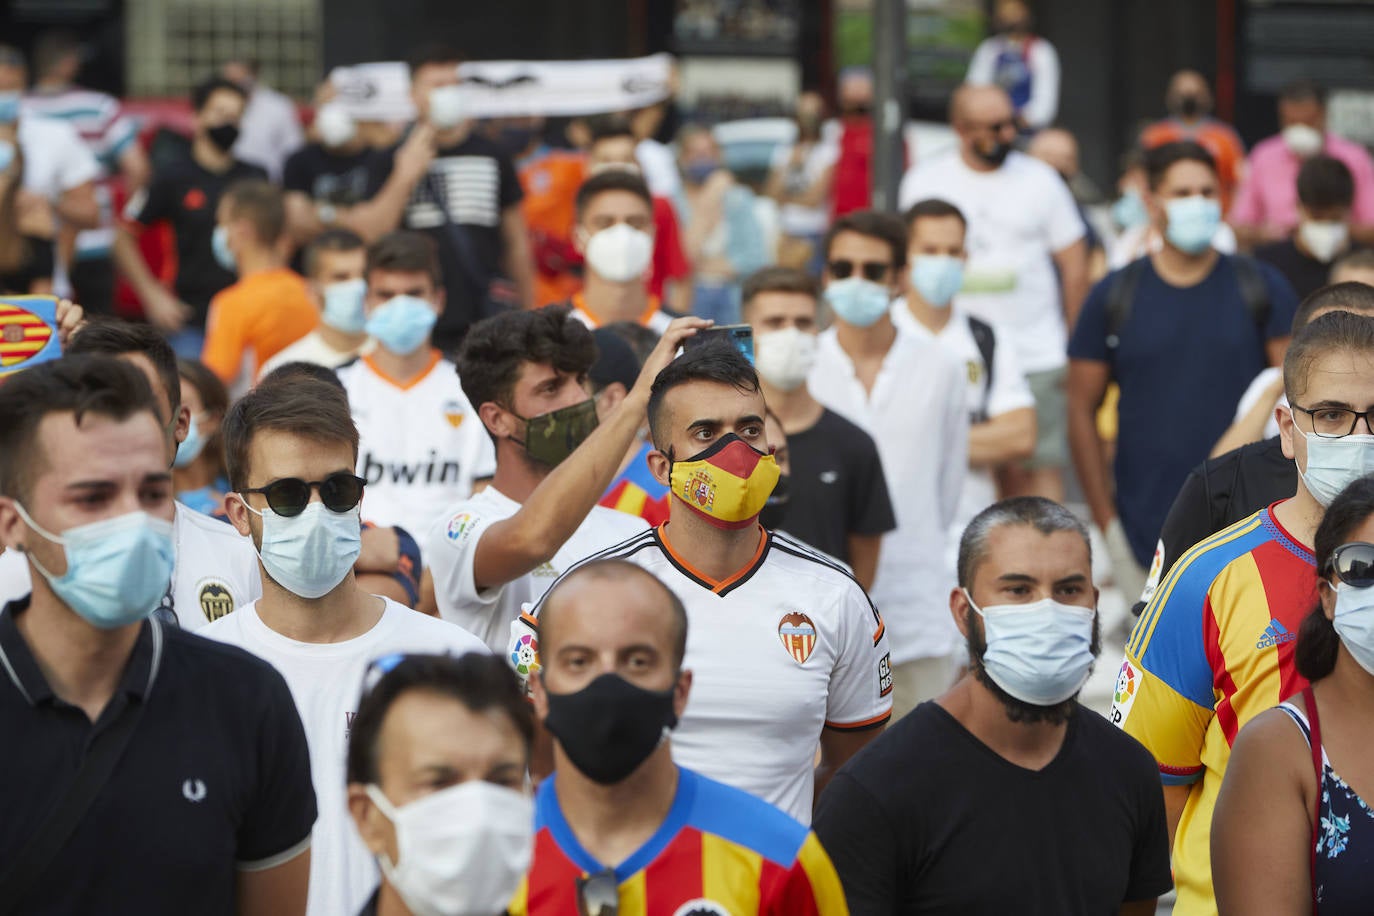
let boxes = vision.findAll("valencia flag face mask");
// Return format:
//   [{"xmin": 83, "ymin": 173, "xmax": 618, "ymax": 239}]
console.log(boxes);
[{"xmin": 668, "ymin": 433, "xmax": 780, "ymax": 529}]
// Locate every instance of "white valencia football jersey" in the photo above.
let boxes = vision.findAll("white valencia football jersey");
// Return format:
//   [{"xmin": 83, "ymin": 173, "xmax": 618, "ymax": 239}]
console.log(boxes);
[
  {"xmin": 519, "ymin": 525, "xmax": 893, "ymax": 824},
  {"xmin": 337, "ymin": 352, "xmax": 495, "ymax": 556}
]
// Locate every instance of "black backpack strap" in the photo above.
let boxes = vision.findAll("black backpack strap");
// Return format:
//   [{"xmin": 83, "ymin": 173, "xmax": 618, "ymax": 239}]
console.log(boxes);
[
  {"xmin": 966, "ymin": 315, "xmax": 997, "ymax": 422},
  {"xmin": 1104, "ymin": 257, "xmax": 1149, "ymax": 352},
  {"xmin": 1229, "ymin": 255, "xmax": 1273, "ymax": 335}
]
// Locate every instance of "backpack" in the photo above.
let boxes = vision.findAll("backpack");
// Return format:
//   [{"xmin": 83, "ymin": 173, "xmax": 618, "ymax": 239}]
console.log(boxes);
[{"xmin": 1104, "ymin": 254, "xmax": 1271, "ymax": 352}]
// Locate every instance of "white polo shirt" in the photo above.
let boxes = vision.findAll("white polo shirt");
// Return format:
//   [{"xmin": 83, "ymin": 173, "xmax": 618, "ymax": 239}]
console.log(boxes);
[
  {"xmin": 892, "ymin": 301, "xmax": 1035, "ymax": 576},
  {"xmin": 337, "ymin": 351, "xmax": 495, "ymax": 557},
  {"xmin": 809, "ymin": 326, "xmax": 969, "ymax": 664},
  {"xmin": 897, "ymin": 151, "xmax": 1085, "ymax": 373},
  {"xmin": 426, "ymin": 486, "xmax": 648, "ymax": 652},
  {"xmin": 201, "ymin": 595, "xmax": 487, "ymax": 916},
  {"xmin": 519, "ymin": 525, "xmax": 893, "ymax": 824}
]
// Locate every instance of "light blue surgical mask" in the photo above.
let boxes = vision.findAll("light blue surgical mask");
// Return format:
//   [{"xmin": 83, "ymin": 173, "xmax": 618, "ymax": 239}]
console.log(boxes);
[
  {"xmin": 1295, "ymin": 419, "xmax": 1374, "ymax": 508},
  {"xmin": 1333, "ymin": 581, "xmax": 1374, "ymax": 676},
  {"xmin": 174, "ymin": 414, "xmax": 207, "ymax": 469},
  {"xmin": 211, "ymin": 224, "xmax": 237, "ymax": 273},
  {"xmin": 824, "ymin": 277, "xmax": 892, "ymax": 328},
  {"xmin": 0, "ymin": 92, "xmax": 19, "ymax": 125},
  {"xmin": 321, "ymin": 278, "xmax": 368, "ymax": 334},
  {"xmin": 0, "ymin": 140, "xmax": 14, "ymax": 174},
  {"xmin": 365, "ymin": 295, "xmax": 438, "ymax": 356},
  {"xmin": 965, "ymin": 591, "xmax": 1096, "ymax": 706},
  {"xmin": 1112, "ymin": 188, "xmax": 1148, "ymax": 230},
  {"xmin": 14, "ymin": 505, "xmax": 176, "ymax": 629},
  {"xmin": 1164, "ymin": 195, "xmax": 1221, "ymax": 255},
  {"xmin": 240, "ymin": 500, "xmax": 361, "ymax": 599},
  {"xmin": 908, "ymin": 255, "xmax": 965, "ymax": 309}
]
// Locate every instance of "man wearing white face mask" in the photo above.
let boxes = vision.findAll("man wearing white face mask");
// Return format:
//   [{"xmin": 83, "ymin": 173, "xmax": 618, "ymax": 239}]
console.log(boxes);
[
  {"xmin": 261, "ymin": 229, "xmax": 374, "ymax": 375},
  {"xmin": 894, "ymin": 199, "xmax": 1035, "ymax": 582},
  {"xmin": 282, "ymin": 101, "xmax": 378, "ymax": 244},
  {"xmin": 1113, "ymin": 306, "xmax": 1374, "ymax": 915},
  {"xmin": 1255, "ymin": 154, "xmax": 1356, "ymax": 302},
  {"xmin": 204, "ymin": 375, "xmax": 487, "ymax": 916},
  {"xmin": 816, "ymin": 497, "xmax": 1172, "ymax": 914},
  {"xmin": 1231, "ymin": 79, "xmax": 1374, "ymax": 249}
]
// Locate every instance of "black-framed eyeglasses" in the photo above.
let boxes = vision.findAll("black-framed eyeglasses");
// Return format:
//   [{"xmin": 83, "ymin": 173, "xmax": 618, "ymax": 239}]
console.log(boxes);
[
  {"xmin": 828, "ymin": 259, "xmax": 890, "ymax": 282},
  {"xmin": 1327, "ymin": 542, "xmax": 1374, "ymax": 588},
  {"xmin": 240, "ymin": 472, "xmax": 365, "ymax": 517},
  {"xmin": 1291, "ymin": 404, "xmax": 1374, "ymax": 439},
  {"xmin": 576, "ymin": 867, "xmax": 618, "ymax": 916}
]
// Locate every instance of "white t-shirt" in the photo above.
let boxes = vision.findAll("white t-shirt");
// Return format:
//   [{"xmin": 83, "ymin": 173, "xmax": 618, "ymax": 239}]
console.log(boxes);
[
  {"xmin": 897, "ymin": 151, "xmax": 1085, "ymax": 373},
  {"xmin": 770, "ymin": 141, "xmax": 839, "ymax": 237},
  {"xmin": 809, "ymin": 327, "xmax": 969, "ymax": 664},
  {"xmin": 427, "ymin": 486, "xmax": 648, "ymax": 651},
  {"xmin": 518, "ymin": 526, "xmax": 893, "ymax": 824},
  {"xmin": 0, "ymin": 505, "xmax": 260, "ymax": 631},
  {"xmin": 17, "ymin": 115, "xmax": 102, "ymax": 296},
  {"xmin": 259, "ymin": 331, "xmax": 373, "ymax": 378},
  {"xmin": 201, "ymin": 596, "xmax": 487, "ymax": 916},
  {"xmin": 1233, "ymin": 366, "xmax": 1286, "ymax": 440},
  {"xmin": 337, "ymin": 352, "xmax": 495, "ymax": 557},
  {"xmin": 568, "ymin": 303, "xmax": 675, "ymax": 335},
  {"xmin": 233, "ymin": 84, "xmax": 305, "ymax": 183}
]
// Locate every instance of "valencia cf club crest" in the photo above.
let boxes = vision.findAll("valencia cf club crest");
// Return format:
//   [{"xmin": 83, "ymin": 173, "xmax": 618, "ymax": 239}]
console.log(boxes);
[
  {"xmin": 683, "ymin": 470, "xmax": 716, "ymax": 512},
  {"xmin": 778, "ymin": 611, "xmax": 818, "ymax": 665},
  {"xmin": 442, "ymin": 400, "xmax": 466, "ymax": 429},
  {"xmin": 672, "ymin": 902, "xmax": 730, "ymax": 916},
  {"xmin": 198, "ymin": 581, "xmax": 235, "ymax": 622}
]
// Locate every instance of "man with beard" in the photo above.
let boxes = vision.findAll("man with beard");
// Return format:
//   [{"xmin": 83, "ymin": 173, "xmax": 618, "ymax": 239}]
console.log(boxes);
[{"xmin": 813, "ymin": 497, "xmax": 1172, "ymax": 915}]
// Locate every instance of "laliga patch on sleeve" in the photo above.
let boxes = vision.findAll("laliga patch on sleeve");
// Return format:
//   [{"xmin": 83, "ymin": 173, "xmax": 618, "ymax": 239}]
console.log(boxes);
[
  {"xmin": 878, "ymin": 652, "xmax": 893, "ymax": 698},
  {"xmin": 1109, "ymin": 657, "xmax": 1139, "ymax": 728},
  {"xmin": 444, "ymin": 511, "xmax": 481, "ymax": 546},
  {"xmin": 0, "ymin": 296, "xmax": 61, "ymax": 378},
  {"xmin": 1139, "ymin": 539, "xmax": 1165, "ymax": 605}
]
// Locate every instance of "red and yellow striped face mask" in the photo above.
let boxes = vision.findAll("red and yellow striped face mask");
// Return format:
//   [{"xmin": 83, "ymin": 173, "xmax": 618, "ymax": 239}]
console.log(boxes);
[{"xmin": 669, "ymin": 434, "xmax": 780, "ymax": 529}]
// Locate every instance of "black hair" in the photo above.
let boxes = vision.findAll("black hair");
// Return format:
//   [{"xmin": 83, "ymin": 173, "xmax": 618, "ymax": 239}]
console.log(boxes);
[
  {"xmin": 366, "ymin": 230, "xmax": 442, "ymax": 288},
  {"xmin": 222, "ymin": 376, "xmax": 357, "ymax": 491},
  {"xmin": 257, "ymin": 360, "xmax": 348, "ymax": 393},
  {"xmin": 191, "ymin": 75, "xmax": 246, "ymax": 113},
  {"xmin": 1284, "ymin": 296, "xmax": 1374, "ymax": 398},
  {"xmin": 574, "ymin": 169, "xmax": 654, "ymax": 222},
  {"xmin": 903, "ymin": 197, "xmax": 968, "ymax": 233},
  {"xmin": 1297, "ymin": 155, "xmax": 1354, "ymax": 212},
  {"xmin": 586, "ymin": 114, "xmax": 636, "ymax": 147},
  {"xmin": 406, "ymin": 43, "xmax": 463, "ymax": 77},
  {"xmin": 741, "ymin": 266, "xmax": 819, "ymax": 309},
  {"xmin": 1290, "ymin": 281, "xmax": 1374, "ymax": 335},
  {"xmin": 823, "ymin": 209, "xmax": 909, "ymax": 271},
  {"xmin": 1145, "ymin": 140, "xmax": 1217, "ymax": 190},
  {"xmin": 177, "ymin": 358, "xmax": 230, "ymax": 475},
  {"xmin": 646, "ymin": 339, "xmax": 760, "ymax": 451},
  {"xmin": 1298, "ymin": 476, "xmax": 1374, "ymax": 681},
  {"xmin": 222, "ymin": 179, "xmax": 286, "ymax": 246},
  {"xmin": 0, "ymin": 355, "xmax": 160, "ymax": 501},
  {"xmin": 67, "ymin": 318, "xmax": 181, "ymax": 420},
  {"xmin": 32, "ymin": 30, "xmax": 81, "ymax": 81},
  {"xmin": 603, "ymin": 321, "xmax": 659, "ymax": 366},
  {"xmin": 540, "ymin": 559, "xmax": 689, "ymax": 669},
  {"xmin": 1280, "ymin": 79, "xmax": 1327, "ymax": 109},
  {"xmin": 346, "ymin": 653, "xmax": 532, "ymax": 785},
  {"xmin": 303, "ymin": 227, "xmax": 365, "ymax": 279}
]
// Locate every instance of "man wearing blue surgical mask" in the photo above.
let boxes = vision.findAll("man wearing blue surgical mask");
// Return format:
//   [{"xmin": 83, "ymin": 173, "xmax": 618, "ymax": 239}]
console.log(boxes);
[
  {"xmin": 815, "ymin": 496, "xmax": 1173, "ymax": 915},
  {"xmin": 205, "ymin": 373, "xmax": 486, "ymax": 916},
  {"xmin": 260, "ymin": 229, "xmax": 372, "ymax": 375},
  {"xmin": 1068, "ymin": 140, "xmax": 1299, "ymax": 604}
]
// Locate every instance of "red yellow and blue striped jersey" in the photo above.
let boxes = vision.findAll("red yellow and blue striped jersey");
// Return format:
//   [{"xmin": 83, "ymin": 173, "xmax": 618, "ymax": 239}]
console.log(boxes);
[
  {"xmin": 600, "ymin": 442, "xmax": 670, "ymax": 527},
  {"xmin": 508, "ymin": 767, "xmax": 849, "ymax": 916},
  {"xmin": 1111, "ymin": 504, "xmax": 1316, "ymax": 915}
]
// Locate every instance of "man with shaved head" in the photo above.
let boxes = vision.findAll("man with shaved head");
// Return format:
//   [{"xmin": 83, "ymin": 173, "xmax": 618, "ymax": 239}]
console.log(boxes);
[
  {"xmin": 1141, "ymin": 69, "xmax": 1246, "ymax": 210},
  {"xmin": 899, "ymin": 83, "xmax": 1089, "ymax": 503}
]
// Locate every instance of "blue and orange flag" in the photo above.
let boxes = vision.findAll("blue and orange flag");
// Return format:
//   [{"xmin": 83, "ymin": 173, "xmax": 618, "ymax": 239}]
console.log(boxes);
[{"xmin": 0, "ymin": 296, "xmax": 60, "ymax": 378}]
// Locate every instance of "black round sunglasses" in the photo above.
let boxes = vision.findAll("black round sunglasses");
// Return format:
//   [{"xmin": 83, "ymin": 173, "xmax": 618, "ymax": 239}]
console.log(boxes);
[{"xmin": 240, "ymin": 472, "xmax": 365, "ymax": 517}]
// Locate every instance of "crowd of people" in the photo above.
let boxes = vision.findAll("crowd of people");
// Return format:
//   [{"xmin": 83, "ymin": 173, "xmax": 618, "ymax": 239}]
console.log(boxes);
[{"xmin": 4, "ymin": 5, "xmax": 1374, "ymax": 914}]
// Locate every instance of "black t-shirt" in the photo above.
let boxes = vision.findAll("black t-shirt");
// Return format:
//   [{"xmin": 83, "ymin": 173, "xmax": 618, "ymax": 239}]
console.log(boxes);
[
  {"xmin": 778, "ymin": 408, "xmax": 896, "ymax": 562},
  {"xmin": 283, "ymin": 142, "xmax": 375, "ymax": 206},
  {"xmin": 813, "ymin": 701, "xmax": 1173, "ymax": 915},
  {"xmin": 0, "ymin": 235, "xmax": 54, "ymax": 294},
  {"xmin": 128, "ymin": 156, "xmax": 267, "ymax": 326},
  {"xmin": 0, "ymin": 599, "xmax": 317, "ymax": 914},
  {"xmin": 365, "ymin": 131, "xmax": 523, "ymax": 351},
  {"xmin": 1254, "ymin": 238, "xmax": 1333, "ymax": 302}
]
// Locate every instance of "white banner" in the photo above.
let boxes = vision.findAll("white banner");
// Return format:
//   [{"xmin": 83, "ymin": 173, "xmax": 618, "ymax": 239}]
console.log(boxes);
[
  {"xmin": 328, "ymin": 62, "xmax": 417, "ymax": 123},
  {"xmin": 455, "ymin": 53, "xmax": 674, "ymax": 118}
]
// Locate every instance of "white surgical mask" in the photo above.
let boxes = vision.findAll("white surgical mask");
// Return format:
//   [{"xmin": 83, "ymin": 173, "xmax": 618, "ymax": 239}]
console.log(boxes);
[
  {"xmin": 965, "ymin": 591, "xmax": 1096, "ymax": 706},
  {"xmin": 367, "ymin": 781, "xmax": 533, "ymax": 916},
  {"xmin": 321, "ymin": 278, "xmax": 369, "ymax": 334},
  {"xmin": 1283, "ymin": 124, "xmax": 1325, "ymax": 159},
  {"xmin": 1295, "ymin": 418, "xmax": 1374, "ymax": 507},
  {"xmin": 1164, "ymin": 195, "xmax": 1221, "ymax": 255},
  {"xmin": 428, "ymin": 85, "xmax": 465, "ymax": 131},
  {"xmin": 1298, "ymin": 220, "xmax": 1349, "ymax": 264},
  {"xmin": 1333, "ymin": 581, "xmax": 1374, "ymax": 676},
  {"xmin": 240, "ymin": 500, "xmax": 361, "ymax": 599},
  {"xmin": 908, "ymin": 255, "xmax": 965, "ymax": 308},
  {"xmin": 315, "ymin": 102, "xmax": 357, "ymax": 148},
  {"xmin": 754, "ymin": 327, "xmax": 817, "ymax": 392},
  {"xmin": 583, "ymin": 222, "xmax": 653, "ymax": 283}
]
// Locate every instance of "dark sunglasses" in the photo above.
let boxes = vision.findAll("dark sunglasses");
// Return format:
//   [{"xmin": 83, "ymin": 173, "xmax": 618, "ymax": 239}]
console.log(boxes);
[
  {"xmin": 240, "ymin": 472, "xmax": 365, "ymax": 517},
  {"xmin": 576, "ymin": 867, "xmax": 618, "ymax": 916},
  {"xmin": 828, "ymin": 259, "xmax": 890, "ymax": 282},
  {"xmin": 1328, "ymin": 542, "xmax": 1374, "ymax": 589}
]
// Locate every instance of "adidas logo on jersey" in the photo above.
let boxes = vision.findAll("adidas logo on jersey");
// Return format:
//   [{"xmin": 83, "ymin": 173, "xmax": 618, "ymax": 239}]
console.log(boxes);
[
  {"xmin": 1256, "ymin": 618, "xmax": 1297, "ymax": 650},
  {"xmin": 362, "ymin": 450, "xmax": 463, "ymax": 486}
]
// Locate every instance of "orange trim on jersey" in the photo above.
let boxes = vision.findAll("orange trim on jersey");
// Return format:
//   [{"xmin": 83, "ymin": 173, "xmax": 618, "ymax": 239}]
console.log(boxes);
[
  {"xmin": 824, "ymin": 710, "xmax": 892, "ymax": 731},
  {"xmin": 656, "ymin": 522, "xmax": 768, "ymax": 594},
  {"xmin": 519, "ymin": 610, "xmax": 540, "ymax": 631},
  {"xmin": 572, "ymin": 292, "xmax": 663, "ymax": 329},
  {"xmin": 872, "ymin": 616, "xmax": 885, "ymax": 646},
  {"xmin": 362, "ymin": 349, "xmax": 442, "ymax": 391}
]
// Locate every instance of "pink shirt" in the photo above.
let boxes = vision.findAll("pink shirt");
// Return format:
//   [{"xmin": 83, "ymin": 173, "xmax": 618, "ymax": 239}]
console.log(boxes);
[{"xmin": 1230, "ymin": 132, "xmax": 1374, "ymax": 231}]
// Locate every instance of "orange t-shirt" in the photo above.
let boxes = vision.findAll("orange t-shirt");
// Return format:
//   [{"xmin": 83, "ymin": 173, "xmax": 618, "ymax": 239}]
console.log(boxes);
[
  {"xmin": 520, "ymin": 149, "xmax": 587, "ymax": 308},
  {"xmin": 201, "ymin": 267, "xmax": 319, "ymax": 384},
  {"xmin": 1140, "ymin": 118, "xmax": 1247, "ymax": 211}
]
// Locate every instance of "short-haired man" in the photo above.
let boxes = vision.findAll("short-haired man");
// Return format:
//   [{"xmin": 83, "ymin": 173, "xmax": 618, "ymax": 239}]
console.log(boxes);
[
  {"xmin": 741, "ymin": 265, "xmax": 895, "ymax": 590},
  {"xmin": 0, "ymin": 355, "xmax": 316, "ymax": 914},
  {"xmin": 336, "ymin": 231, "xmax": 495, "ymax": 555},
  {"xmin": 513, "ymin": 559, "xmax": 848, "ymax": 914},
  {"xmin": 1068, "ymin": 141, "xmax": 1298, "ymax": 604},
  {"xmin": 115, "ymin": 75, "xmax": 265, "ymax": 354},
  {"xmin": 1332, "ymin": 246, "xmax": 1374, "ymax": 287},
  {"xmin": 1255, "ymin": 154, "xmax": 1356, "ymax": 300},
  {"xmin": 810, "ymin": 210, "xmax": 969, "ymax": 718},
  {"xmin": 816, "ymin": 497, "xmax": 1172, "ymax": 915},
  {"xmin": 1114, "ymin": 306, "xmax": 1374, "ymax": 914},
  {"xmin": 894, "ymin": 199, "xmax": 1036, "ymax": 579},
  {"xmin": 898, "ymin": 83, "xmax": 1089, "ymax": 501},
  {"xmin": 519, "ymin": 343, "xmax": 894, "ymax": 823},
  {"xmin": 204, "ymin": 374, "xmax": 487, "ymax": 916},
  {"xmin": 424, "ymin": 306, "xmax": 698, "ymax": 649},
  {"xmin": 200, "ymin": 179, "xmax": 319, "ymax": 386},
  {"xmin": 260, "ymin": 228, "xmax": 371, "ymax": 374}
]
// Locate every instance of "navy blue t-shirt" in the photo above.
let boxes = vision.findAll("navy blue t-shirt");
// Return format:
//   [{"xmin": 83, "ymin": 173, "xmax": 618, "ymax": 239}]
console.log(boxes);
[{"xmin": 1068, "ymin": 255, "xmax": 1297, "ymax": 565}]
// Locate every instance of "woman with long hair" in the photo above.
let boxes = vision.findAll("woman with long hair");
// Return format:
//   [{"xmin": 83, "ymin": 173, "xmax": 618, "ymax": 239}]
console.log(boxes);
[{"xmin": 173, "ymin": 357, "xmax": 231, "ymax": 516}]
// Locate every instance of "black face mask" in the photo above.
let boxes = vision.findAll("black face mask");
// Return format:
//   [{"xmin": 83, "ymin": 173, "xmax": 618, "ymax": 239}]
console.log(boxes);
[
  {"xmin": 1175, "ymin": 95, "xmax": 1202, "ymax": 119},
  {"xmin": 509, "ymin": 399, "xmax": 600, "ymax": 468},
  {"xmin": 975, "ymin": 139, "xmax": 1013, "ymax": 168},
  {"xmin": 759, "ymin": 474, "xmax": 791, "ymax": 530},
  {"xmin": 206, "ymin": 123, "xmax": 240, "ymax": 153},
  {"xmin": 542, "ymin": 672, "xmax": 679, "ymax": 785}
]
